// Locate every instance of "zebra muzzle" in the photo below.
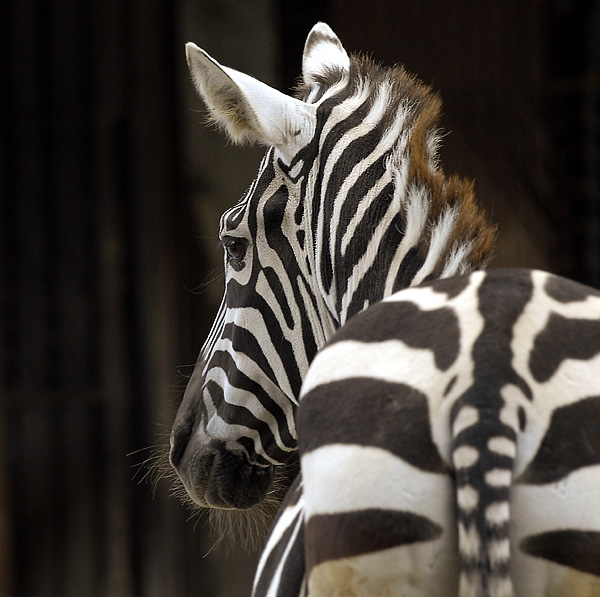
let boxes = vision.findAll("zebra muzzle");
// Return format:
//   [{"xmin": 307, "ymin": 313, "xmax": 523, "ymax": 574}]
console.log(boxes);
[{"xmin": 170, "ymin": 433, "xmax": 273, "ymax": 510}]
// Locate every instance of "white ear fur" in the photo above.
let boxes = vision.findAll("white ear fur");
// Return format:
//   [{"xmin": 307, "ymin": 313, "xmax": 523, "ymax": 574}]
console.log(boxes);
[
  {"xmin": 186, "ymin": 43, "xmax": 316, "ymax": 161},
  {"xmin": 302, "ymin": 22, "xmax": 350, "ymax": 85}
]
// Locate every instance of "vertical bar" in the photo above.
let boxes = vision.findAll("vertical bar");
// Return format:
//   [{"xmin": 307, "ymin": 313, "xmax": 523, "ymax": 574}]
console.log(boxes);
[{"xmin": 0, "ymin": 0, "xmax": 16, "ymax": 592}]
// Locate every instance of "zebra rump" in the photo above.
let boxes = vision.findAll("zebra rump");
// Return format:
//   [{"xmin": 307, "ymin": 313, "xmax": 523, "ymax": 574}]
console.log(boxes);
[{"xmin": 297, "ymin": 268, "xmax": 600, "ymax": 596}]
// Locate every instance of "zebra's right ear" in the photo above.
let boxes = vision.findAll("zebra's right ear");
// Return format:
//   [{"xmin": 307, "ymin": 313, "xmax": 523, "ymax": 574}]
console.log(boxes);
[
  {"xmin": 302, "ymin": 22, "xmax": 350, "ymax": 85},
  {"xmin": 186, "ymin": 43, "xmax": 316, "ymax": 162}
]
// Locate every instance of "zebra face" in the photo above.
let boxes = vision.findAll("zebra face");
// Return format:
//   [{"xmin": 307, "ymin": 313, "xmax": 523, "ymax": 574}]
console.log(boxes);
[
  {"xmin": 169, "ymin": 24, "xmax": 352, "ymax": 511},
  {"xmin": 170, "ymin": 152, "xmax": 322, "ymax": 509}
]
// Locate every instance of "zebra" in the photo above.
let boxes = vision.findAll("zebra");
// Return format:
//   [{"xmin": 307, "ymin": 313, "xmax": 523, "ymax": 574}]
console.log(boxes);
[
  {"xmin": 296, "ymin": 268, "xmax": 600, "ymax": 596},
  {"xmin": 168, "ymin": 22, "xmax": 600, "ymax": 596}
]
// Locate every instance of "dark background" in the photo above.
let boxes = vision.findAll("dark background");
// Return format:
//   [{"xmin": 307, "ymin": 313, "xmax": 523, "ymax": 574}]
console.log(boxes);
[{"xmin": 1, "ymin": 1, "xmax": 598, "ymax": 595}]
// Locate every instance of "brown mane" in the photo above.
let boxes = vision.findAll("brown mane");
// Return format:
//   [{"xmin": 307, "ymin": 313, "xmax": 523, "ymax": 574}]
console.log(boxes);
[{"xmin": 296, "ymin": 53, "xmax": 497, "ymax": 273}]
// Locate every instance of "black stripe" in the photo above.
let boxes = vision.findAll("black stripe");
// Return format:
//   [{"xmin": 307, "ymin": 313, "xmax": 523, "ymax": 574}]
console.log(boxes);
[
  {"xmin": 420, "ymin": 272, "xmax": 472, "ymax": 299},
  {"xmin": 222, "ymin": 322, "xmax": 277, "ymax": 387},
  {"xmin": 203, "ymin": 358, "xmax": 295, "ymax": 460},
  {"xmin": 313, "ymin": 100, "xmax": 372, "ymax": 294},
  {"xmin": 341, "ymin": 184, "xmax": 399, "ymax": 317},
  {"xmin": 289, "ymin": 80, "xmax": 355, "ymax": 179},
  {"xmin": 529, "ymin": 313, "xmax": 600, "ymax": 383},
  {"xmin": 544, "ymin": 274, "xmax": 600, "ymax": 303},
  {"xmin": 337, "ymin": 151, "xmax": 389, "ymax": 239},
  {"xmin": 274, "ymin": 513, "xmax": 305, "ymax": 596},
  {"xmin": 263, "ymin": 266, "xmax": 295, "ymax": 329},
  {"xmin": 299, "ymin": 378, "xmax": 447, "ymax": 474},
  {"xmin": 206, "ymin": 349, "xmax": 292, "ymax": 430},
  {"xmin": 224, "ymin": 151, "xmax": 276, "ymax": 231},
  {"xmin": 520, "ymin": 530, "xmax": 600, "ymax": 576},
  {"xmin": 324, "ymin": 123, "xmax": 385, "ymax": 230},
  {"xmin": 451, "ymin": 270, "xmax": 533, "ymax": 564},
  {"xmin": 518, "ymin": 396, "xmax": 600, "ymax": 485},
  {"xmin": 225, "ymin": 279, "xmax": 304, "ymax": 396},
  {"xmin": 328, "ymin": 300, "xmax": 461, "ymax": 372},
  {"xmin": 261, "ymin": 182, "xmax": 289, "ymax": 228},
  {"xmin": 392, "ymin": 245, "xmax": 426, "ymax": 291},
  {"xmin": 444, "ymin": 375, "xmax": 458, "ymax": 397},
  {"xmin": 262, "ymin": 184, "xmax": 313, "ymax": 340},
  {"xmin": 305, "ymin": 509, "xmax": 443, "ymax": 570},
  {"xmin": 451, "ymin": 270, "xmax": 534, "ymax": 433}
]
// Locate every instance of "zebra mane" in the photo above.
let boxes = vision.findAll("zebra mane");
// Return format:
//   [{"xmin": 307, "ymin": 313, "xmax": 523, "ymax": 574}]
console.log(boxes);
[{"xmin": 296, "ymin": 53, "xmax": 497, "ymax": 286}]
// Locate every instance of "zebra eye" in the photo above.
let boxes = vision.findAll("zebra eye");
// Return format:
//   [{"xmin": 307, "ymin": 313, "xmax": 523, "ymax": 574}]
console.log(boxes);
[{"xmin": 222, "ymin": 237, "xmax": 246, "ymax": 262}]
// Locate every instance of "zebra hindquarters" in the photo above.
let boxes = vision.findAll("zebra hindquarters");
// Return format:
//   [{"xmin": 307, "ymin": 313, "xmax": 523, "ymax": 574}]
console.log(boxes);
[
  {"xmin": 298, "ymin": 376, "xmax": 459, "ymax": 597},
  {"xmin": 509, "ymin": 467, "xmax": 600, "ymax": 597},
  {"xmin": 507, "ymin": 391, "xmax": 600, "ymax": 596}
]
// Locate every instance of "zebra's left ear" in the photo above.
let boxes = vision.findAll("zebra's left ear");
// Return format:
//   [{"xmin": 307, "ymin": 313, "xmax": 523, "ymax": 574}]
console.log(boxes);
[
  {"xmin": 302, "ymin": 22, "xmax": 350, "ymax": 85},
  {"xmin": 186, "ymin": 43, "xmax": 316, "ymax": 161}
]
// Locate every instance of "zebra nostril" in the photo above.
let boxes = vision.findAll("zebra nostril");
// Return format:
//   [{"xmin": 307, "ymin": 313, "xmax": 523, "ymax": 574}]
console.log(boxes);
[
  {"xmin": 169, "ymin": 419, "xmax": 194, "ymax": 470},
  {"xmin": 169, "ymin": 437, "xmax": 182, "ymax": 469}
]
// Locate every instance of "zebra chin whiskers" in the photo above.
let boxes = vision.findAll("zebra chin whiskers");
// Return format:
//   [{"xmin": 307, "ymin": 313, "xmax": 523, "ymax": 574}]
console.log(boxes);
[
  {"xmin": 131, "ymin": 433, "xmax": 179, "ymax": 499},
  {"xmin": 153, "ymin": 444, "xmax": 292, "ymax": 552},
  {"xmin": 203, "ymin": 459, "xmax": 299, "ymax": 553},
  {"xmin": 133, "ymin": 376, "xmax": 194, "ymax": 494}
]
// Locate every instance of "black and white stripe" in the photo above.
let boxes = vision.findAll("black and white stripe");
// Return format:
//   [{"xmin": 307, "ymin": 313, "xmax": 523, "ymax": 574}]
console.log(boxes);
[
  {"xmin": 295, "ymin": 268, "xmax": 600, "ymax": 596},
  {"xmin": 167, "ymin": 21, "xmax": 597, "ymax": 597}
]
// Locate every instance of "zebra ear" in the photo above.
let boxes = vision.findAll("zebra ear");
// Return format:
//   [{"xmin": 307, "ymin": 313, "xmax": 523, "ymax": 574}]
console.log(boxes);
[
  {"xmin": 302, "ymin": 22, "xmax": 350, "ymax": 85},
  {"xmin": 186, "ymin": 43, "xmax": 316, "ymax": 159}
]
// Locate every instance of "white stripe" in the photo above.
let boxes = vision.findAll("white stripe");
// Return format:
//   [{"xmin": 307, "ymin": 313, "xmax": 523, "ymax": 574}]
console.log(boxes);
[
  {"xmin": 302, "ymin": 444, "xmax": 452, "ymax": 526},
  {"xmin": 485, "ymin": 468, "xmax": 512, "ymax": 487},
  {"xmin": 457, "ymin": 484, "xmax": 479, "ymax": 512},
  {"xmin": 453, "ymin": 445, "xmax": 480, "ymax": 469},
  {"xmin": 254, "ymin": 492, "xmax": 305, "ymax": 596},
  {"xmin": 338, "ymin": 95, "xmax": 411, "ymax": 256},
  {"xmin": 452, "ymin": 405, "xmax": 479, "ymax": 437},
  {"xmin": 384, "ymin": 182, "xmax": 429, "ymax": 295},
  {"xmin": 485, "ymin": 501, "xmax": 509, "ymax": 526},
  {"xmin": 458, "ymin": 522, "xmax": 481, "ymax": 559},
  {"xmin": 204, "ymin": 361, "xmax": 296, "ymax": 454},
  {"xmin": 301, "ymin": 339, "xmax": 438, "ymax": 396},
  {"xmin": 412, "ymin": 206, "xmax": 459, "ymax": 285},
  {"xmin": 488, "ymin": 538, "xmax": 510, "ymax": 566},
  {"xmin": 488, "ymin": 436, "xmax": 516, "ymax": 458},
  {"xmin": 440, "ymin": 239, "xmax": 474, "ymax": 278},
  {"xmin": 313, "ymin": 86, "xmax": 373, "ymax": 308}
]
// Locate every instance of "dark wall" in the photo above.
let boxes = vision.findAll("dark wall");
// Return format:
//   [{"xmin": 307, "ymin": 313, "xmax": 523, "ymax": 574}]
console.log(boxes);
[
  {"xmin": 0, "ymin": 2, "xmax": 217, "ymax": 596},
  {"xmin": 0, "ymin": 1, "xmax": 598, "ymax": 596}
]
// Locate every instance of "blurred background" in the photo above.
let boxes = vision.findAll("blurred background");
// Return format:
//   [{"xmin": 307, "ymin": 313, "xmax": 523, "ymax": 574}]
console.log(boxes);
[{"xmin": 0, "ymin": 0, "xmax": 598, "ymax": 595}]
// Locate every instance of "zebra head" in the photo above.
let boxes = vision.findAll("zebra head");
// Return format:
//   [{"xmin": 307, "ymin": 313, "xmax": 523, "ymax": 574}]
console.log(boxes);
[{"xmin": 170, "ymin": 23, "xmax": 495, "ymax": 513}]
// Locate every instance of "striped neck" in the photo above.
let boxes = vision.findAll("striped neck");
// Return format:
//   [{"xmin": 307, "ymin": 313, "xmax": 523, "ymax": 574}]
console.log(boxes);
[{"xmin": 283, "ymin": 56, "xmax": 496, "ymax": 328}]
